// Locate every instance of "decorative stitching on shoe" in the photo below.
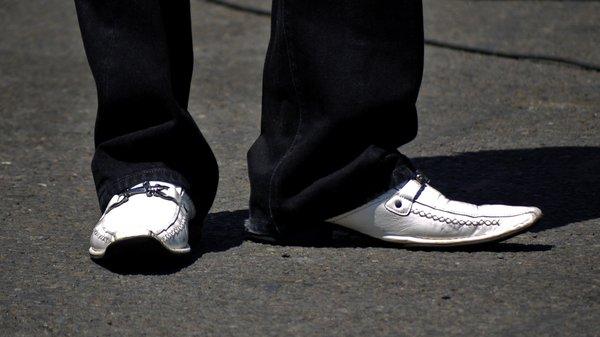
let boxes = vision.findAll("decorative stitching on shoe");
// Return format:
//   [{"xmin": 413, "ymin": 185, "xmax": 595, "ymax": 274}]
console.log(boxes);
[
  {"xmin": 159, "ymin": 216, "xmax": 186, "ymax": 241},
  {"xmin": 155, "ymin": 200, "xmax": 188, "ymax": 238},
  {"xmin": 410, "ymin": 208, "xmax": 500, "ymax": 226},
  {"xmin": 92, "ymin": 228, "xmax": 112, "ymax": 244}
]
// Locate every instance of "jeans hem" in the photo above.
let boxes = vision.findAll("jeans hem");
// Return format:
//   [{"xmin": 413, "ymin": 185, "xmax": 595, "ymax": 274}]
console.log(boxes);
[
  {"xmin": 250, "ymin": 154, "xmax": 415, "ymax": 234},
  {"xmin": 97, "ymin": 167, "xmax": 191, "ymax": 212}
]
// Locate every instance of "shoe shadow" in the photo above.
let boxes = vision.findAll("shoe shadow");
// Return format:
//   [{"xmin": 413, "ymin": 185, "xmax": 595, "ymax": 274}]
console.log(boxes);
[
  {"xmin": 411, "ymin": 146, "xmax": 600, "ymax": 233},
  {"xmin": 93, "ymin": 210, "xmax": 247, "ymax": 275}
]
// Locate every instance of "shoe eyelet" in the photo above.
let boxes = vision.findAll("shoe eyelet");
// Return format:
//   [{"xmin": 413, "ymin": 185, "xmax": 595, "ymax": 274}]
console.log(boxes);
[{"xmin": 394, "ymin": 199, "xmax": 403, "ymax": 209}]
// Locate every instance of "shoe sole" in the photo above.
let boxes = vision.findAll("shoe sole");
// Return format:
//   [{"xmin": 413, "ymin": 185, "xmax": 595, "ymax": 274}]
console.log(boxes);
[
  {"xmin": 246, "ymin": 213, "xmax": 542, "ymax": 248},
  {"xmin": 380, "ymin": 213, "xmax": 542, "ymax": 247},
  {"xmin": 89, "ymin": 235, "xmax": 191, "ymax": 259}
]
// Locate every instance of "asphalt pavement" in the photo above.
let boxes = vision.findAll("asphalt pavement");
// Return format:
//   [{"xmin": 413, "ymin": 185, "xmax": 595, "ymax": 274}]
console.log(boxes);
[{"xmin": 1, "ymin": 0, "xmax": 599, "ymax": 336}]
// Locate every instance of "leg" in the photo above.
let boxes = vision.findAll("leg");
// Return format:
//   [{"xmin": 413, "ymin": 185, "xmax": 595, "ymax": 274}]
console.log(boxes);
[
  {"xmin": 248, "ymin": 0, "xmax": 423, "ymax": 233},
  {"xmin": 247, "ymin": 0, "xmax": 542, "ymax": 245},
  {"xmin": 75, "ymin": 0, "xmax": 218, "ymax": 216}
]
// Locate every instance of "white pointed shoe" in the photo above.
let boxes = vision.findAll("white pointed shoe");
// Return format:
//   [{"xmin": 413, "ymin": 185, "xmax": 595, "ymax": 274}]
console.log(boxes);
[
  {"xmin": 328, "ymin": 172, "xmax": 542, "ymax": 247},
  {"xmin": 89, "ymin": 181, "xmax": 196, "ymax": 258}
]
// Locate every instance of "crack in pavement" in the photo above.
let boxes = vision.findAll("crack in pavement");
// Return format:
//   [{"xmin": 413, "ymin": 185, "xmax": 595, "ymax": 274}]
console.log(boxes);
[{"xmin": 203, "ymin": 0, "xmax": 600, "ymax": 72}]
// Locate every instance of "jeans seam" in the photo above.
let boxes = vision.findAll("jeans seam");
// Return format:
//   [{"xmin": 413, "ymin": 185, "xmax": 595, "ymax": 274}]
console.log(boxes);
[
  {"xmin": 148, "ymin": 0, "xmax": 180, "ymax": 118},
  {"xmin": 266, "ymin": 0, "xmax": 303, "ymax": 228}
]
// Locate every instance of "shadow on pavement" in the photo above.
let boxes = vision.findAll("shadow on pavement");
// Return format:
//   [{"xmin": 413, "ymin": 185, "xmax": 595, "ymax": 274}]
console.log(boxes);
[
  {"xmin": 411, "ymin": 146, "xmax": 600, "ymax": 233},
  {"xmin": 93, "ymin": 237, "xmax": 201, "ymax": 275}
]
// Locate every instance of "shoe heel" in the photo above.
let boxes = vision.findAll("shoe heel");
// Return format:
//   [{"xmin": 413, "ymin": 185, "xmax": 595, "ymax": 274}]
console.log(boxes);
[{"xmin": 245, "ymin": 217, "xmax": 333, "ymax": 245}]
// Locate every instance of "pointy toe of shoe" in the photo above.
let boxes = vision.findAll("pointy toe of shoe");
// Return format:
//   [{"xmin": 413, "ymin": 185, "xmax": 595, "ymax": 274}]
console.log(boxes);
[{"xmin": 328, "ymin": 175, "xmax": 542, "ymax": 247}]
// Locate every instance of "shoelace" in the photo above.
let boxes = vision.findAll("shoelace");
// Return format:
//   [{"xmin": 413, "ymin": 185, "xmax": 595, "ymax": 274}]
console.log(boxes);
[{"xmin": 104, "ymin": 181, "xmax": 178, "ymax": 214}]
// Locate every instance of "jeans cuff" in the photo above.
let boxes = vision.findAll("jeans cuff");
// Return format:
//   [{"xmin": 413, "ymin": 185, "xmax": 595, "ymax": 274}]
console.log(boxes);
[
  {"xmin": 390, "ymin": 153, "xmax": 417, "ymax": 189},
  {"xmin": 96, "ymin": 167, "xmax": 191, "ymax": 212}
]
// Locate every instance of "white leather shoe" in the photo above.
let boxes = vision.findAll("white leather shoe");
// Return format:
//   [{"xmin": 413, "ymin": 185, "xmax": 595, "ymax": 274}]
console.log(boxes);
[
  {"xmin": 328, "ymin": 172, "xmax": 542, "ymax": 247},
  {"xmin": 89, "ymin": 181, "xmax": 196, "ymax": 258}
]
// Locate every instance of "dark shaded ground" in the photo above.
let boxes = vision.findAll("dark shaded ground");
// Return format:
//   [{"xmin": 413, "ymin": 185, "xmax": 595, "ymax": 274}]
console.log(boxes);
[{"xmin": 1, "ymin": 0, "xmax": 598, "ymax": 336}]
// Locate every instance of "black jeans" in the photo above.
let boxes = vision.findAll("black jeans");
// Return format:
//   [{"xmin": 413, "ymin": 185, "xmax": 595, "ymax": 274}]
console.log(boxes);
[{"xmin": 75, "ymin": 0, "xmax": 423, "ymax": 234}]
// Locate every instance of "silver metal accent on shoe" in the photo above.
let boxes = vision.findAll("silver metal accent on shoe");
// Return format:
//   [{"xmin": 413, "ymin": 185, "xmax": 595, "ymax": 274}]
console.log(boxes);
[{"xmin": 414, "ymin": 170, "xmax": 430, "ymax": 185}]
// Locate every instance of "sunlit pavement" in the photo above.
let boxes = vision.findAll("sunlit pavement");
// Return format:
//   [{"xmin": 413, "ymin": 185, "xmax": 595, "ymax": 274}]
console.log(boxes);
[{"xmin": 1, "ymin": 1, "xmax": 598, "ymax": 336}]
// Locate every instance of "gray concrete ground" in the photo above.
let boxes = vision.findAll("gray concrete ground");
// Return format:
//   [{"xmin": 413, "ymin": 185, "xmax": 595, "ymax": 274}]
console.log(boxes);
[{"xmin": 1, "ymin": 0, "xmax": 599, "ymax": 336}]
